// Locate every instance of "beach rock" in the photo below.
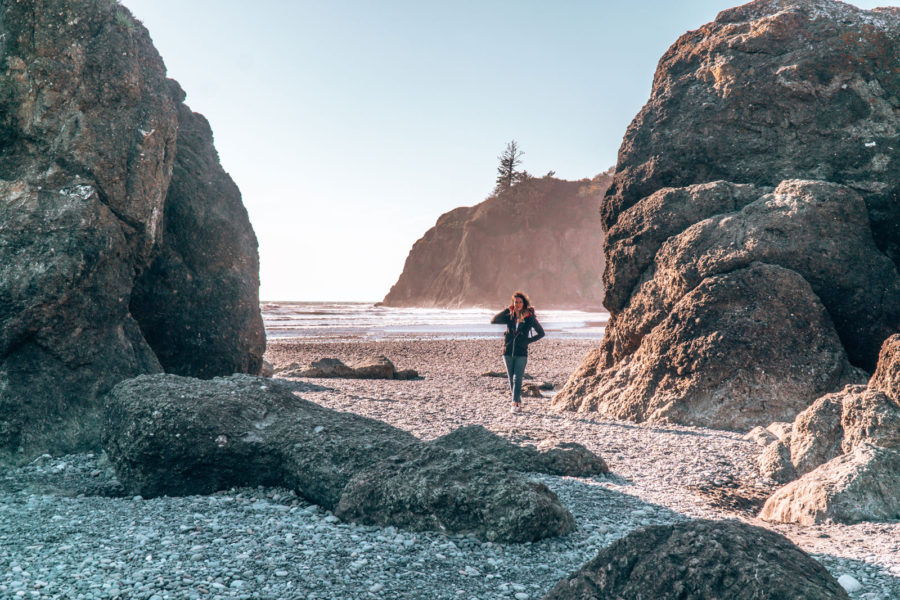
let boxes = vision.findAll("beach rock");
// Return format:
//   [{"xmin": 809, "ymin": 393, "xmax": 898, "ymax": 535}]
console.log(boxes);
[
  {"xmin": 840, "ymin": 387, "xmax": 900, "ymax": 453},
  {"xmin": 758, "ymin": 380, "xmax": 900, "ymax": 486},
  {"xmin": 521, "ymin": 382, "xmax": 554, "ymax": 397},
  {"xmin": 129, "ymin": 101, "xmax": 265, "ymax": 379},
  {"xmin": 259, "ymin": 360, "xmax": 275, "ymax": 378},
  {"xmin": 760, "ymin": 444, "xmax": 900, "ymax": 525},
  {"xmin": 743, "ymin": 426, "xmax": 777, "ymax": 447},
  {"xmin": 602, "ymin": 181, "xmax": 766, "ymax": 314},
  {"xmin": 869, "ymin": 333, "xmax": 900, "ymax": 401},
  {"xmin": 349, "ymin": 355, "xmax": 397, "ymax": 379},
  {"xmin": 103, "ymin": 373, "xmax": 418, "ymax": 502},
  {"xmin": 0, "ymin": 0, "xmax": 264, "ymax": 463},
  {"xmin": 758, "ymin": 436, "xmax": 796, "ymax": 484},
  {"xmin": 789, "ymin": 393, "xmax": 845, "ymax": 477},
  {"xmin": 554, "ymin": 263, "xmax": 858, "ymax": 431},
  {"xmin": 431, "ymin": 425, "xmax": 608, "ymax": 477},
  {"xmin": 394, "ymin": 369, "xmax": 420, "ymax": 380},
  {"xmin": 559, "ymin": 0, "xmax": 900, "ymax": 431},
  {"xmin": 104, "ymin": 374, "xmax": 572, "ymax": 541},
  {"xmin": 103, "ymin": 374, "xmax": 294, "ymax": 497},
  {"xmin": 766, "ymin": 421, "xmax": 793, "ymax": 442},
  {"xmin": 281, "ymin": 356, "xmax": 418, "ymax": 380},
  {"xmin": 382, "ymin": 174, "xmax": 610, "ymax": 310},
  {"xmin": 335, "ymin": 444, "xmax": 576, "ymax": 543},
  {"xmin": 542, "ymin": 519, "xmax": 850, "ymax": 600}
]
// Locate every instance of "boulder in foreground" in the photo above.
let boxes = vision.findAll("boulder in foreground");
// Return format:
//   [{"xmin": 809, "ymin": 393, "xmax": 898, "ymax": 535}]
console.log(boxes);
[
  {"xmin": 432, "ymin": 425, "xmax": 608, "ymax": 477},
  {"xmin": 336, "ymin": 444, "xmax": 575, "ymax": 543},
  {"xmin": 542, "ymin": 519, "xmax": 849, "ymax": 600},
  {"xmin": 103, "ymin": 374, "xmax": 573, "ymax": 542}
]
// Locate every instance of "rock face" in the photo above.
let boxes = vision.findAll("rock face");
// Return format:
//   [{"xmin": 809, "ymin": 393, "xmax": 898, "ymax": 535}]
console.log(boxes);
[
  {"xmin": 104, "ymin": 374, "xmax": 575, "ymax": 542},
  {"xmin": 0, "ymin": 0, "xmax": 264, "ymax": 462},
  {"xmin": 542, "ymin": 519, "xmax": 850, "ymax": 600},
  {"xmin": 382, "ymin": 174, "xmax": 610, "ymax": 309},
  {"xmin": 130, "ymin": 101, "xmax": 265, "ymax": 378},
  {"xmin": 555, "ymin": 261, "xmax": 861, "ymax": 430},
  {"xmin": 555, "ymin": 0, "xmax": 900, "ymax": 430}
]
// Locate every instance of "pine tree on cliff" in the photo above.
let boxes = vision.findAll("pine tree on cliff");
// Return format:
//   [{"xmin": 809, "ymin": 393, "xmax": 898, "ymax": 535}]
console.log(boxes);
[{"xmin": 494, "ymin": 140, "xmax": 525, "ymax": 194}]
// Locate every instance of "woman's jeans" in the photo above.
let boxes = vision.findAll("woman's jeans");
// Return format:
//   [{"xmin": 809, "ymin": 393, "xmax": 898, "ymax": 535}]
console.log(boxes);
[{"xmin": 504, "ymin": 355, "xmax": 528, "ymax": 404}]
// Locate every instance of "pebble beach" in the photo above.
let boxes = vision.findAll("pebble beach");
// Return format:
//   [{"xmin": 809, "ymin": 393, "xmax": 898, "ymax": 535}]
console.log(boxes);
[{"xmin": 2, "ymin": 337, "xmax": 899, "ymax": 599}]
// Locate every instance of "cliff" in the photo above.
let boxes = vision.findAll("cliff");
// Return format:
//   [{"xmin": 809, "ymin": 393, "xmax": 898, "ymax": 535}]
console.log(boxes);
[{"xmin": 382, "ymin": 174, "xmax": 610, "ymax": 310}]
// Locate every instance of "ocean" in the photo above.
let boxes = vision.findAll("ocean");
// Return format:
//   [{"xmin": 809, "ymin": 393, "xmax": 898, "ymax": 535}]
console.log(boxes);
[{"xmin": 261, "ymin": 301, "xmax": 608, "ymax": 341}]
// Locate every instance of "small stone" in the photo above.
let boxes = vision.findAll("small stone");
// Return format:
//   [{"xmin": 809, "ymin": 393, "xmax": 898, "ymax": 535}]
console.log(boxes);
[
  {"xmin": 838, "ymin": 574, "xmax": 863, "ymax": 593},
  {"xmin": 369, "ymin": 583, "xmax": 384, "ymax": 593}
]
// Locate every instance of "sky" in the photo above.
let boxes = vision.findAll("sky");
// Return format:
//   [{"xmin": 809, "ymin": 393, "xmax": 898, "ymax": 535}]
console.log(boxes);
[{"xmin": 122, "ymin": 0, "xmax": 898, "ymax": 302}]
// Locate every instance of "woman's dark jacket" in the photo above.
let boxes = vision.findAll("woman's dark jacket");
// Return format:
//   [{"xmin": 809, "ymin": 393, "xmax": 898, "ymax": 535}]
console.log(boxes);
[{"xmin": 491, "ymin": 309, "xmax": 545, "ymax": 357}]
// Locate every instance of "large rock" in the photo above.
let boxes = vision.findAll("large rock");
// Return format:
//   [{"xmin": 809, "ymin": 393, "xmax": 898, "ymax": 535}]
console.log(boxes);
[
  {"xmin": 554, "ymin": 262, "xmax": 859, "ymax": 430},
  {"xmin": 431, "ymin": 425, "xmax": 609, "ymax": 477},
  {"xmin": 129, "ymin": 101, "xmax": 265, "ymax": 378},
  {"xmin": 0, "ymin": 0, "xmax": 264, "ymax": 463},
  {"xmin": 542, "ymin": 519, "xmax": 849, "ymax": 600},
  {"xmin": 760, "ymin": 444, "xmax": 900, "ymax": 525},
  {"xmin": 104, "ymin": 374, "xmax": 575, "ymax": 541},
  {"xmin": 558, "ymin": 0, "xmax": 900, "ymax": 430},
  {"xmin": 382, "ymin": 175, "xmax": 610, "ymax": 309},
  {"xmin": 603, "ymin": 0, "xmax": 900, "ymax": 266},
  {"xmin": 335, "ymin": 444, "xmax": 576, "ymax": 543}
]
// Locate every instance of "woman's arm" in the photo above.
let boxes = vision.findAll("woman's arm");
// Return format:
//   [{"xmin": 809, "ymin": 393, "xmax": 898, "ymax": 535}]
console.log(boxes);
[{"xmin": 528, "ymin": 316, "xmax": 545, "ymax": 343}]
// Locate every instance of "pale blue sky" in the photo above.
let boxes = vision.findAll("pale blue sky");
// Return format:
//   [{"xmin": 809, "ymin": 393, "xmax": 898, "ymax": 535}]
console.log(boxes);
[{"xmin": 123, "ymin": 0, "xmax": 897, "ymax": 301}]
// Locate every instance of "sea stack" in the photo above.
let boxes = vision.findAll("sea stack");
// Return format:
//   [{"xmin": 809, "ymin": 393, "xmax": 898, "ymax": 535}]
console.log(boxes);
[
  {"xmin": 0, "ymin": 0, "xmax": 265, "ymax": 463},
  {"xmin": 382, "ymin": 174, "xmax": 610, "ymax": 310},
  {"xmin": 553, "ymin": 0, "xmax": 900, "ymax": 431}
]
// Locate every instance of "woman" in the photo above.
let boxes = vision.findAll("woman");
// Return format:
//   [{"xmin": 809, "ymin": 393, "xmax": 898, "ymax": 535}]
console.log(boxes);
[{"xmin": 491, "ymin": 291, "xmax": 545, "ymax": 413}]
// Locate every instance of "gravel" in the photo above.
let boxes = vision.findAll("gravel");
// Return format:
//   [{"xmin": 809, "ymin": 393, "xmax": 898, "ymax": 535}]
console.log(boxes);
[{"xmin": 1, "ymin": 338, "xmax": 898, "ymax": 599}]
